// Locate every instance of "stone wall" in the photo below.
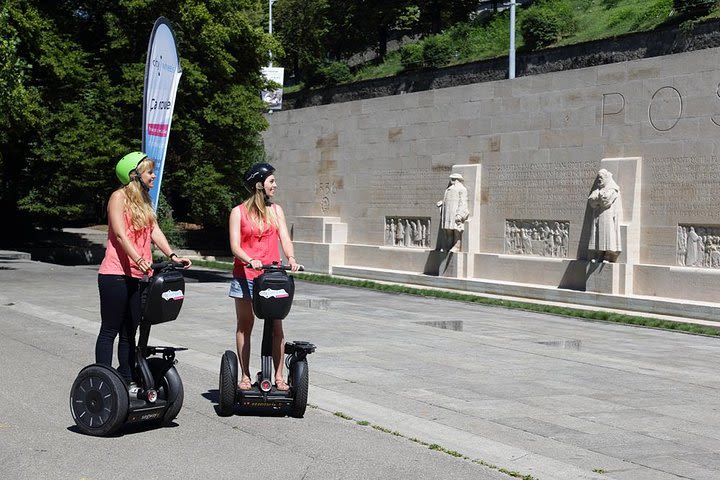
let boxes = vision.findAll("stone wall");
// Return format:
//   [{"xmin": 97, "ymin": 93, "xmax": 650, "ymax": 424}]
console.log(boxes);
[{"xmin": 264, "ymin": 42, "xmax": 720, "ymax": 320}]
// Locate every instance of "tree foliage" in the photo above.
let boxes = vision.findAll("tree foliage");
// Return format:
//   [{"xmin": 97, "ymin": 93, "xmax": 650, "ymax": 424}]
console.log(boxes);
[
  {"xmin": 0, "ymin": 0, "xmax": 272, "ymax": 241},
  {"xmin": 273, "ymin": 0, "xmax": 478, "ymax": 84},
  {"xmin": 274, "ymin": 0, "xmax": 330, "ymax": 83}
]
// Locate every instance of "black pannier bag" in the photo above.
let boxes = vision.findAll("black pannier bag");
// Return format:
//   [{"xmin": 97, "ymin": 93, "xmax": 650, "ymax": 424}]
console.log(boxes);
[
  {"xmin": 253, "ymin": 268, "xmax": 295, "ymax": 320},
  {"xmin": 142, "ymin": 269, "xmax": 185, "ymax": 324}
]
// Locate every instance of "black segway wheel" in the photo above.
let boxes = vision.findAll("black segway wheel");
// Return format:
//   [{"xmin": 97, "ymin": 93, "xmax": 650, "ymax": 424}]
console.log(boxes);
[
  {"xmin": 70, "ymin": 364, "xmax": 129, "ymax": 436},
  {"xmin": 147, "ymin": 357, "xmax": 184, "ymax": 425},
  {"xmin": 218, "ymin": 350, "xmax": 238, "ymax": 416},
  {"xmin": 289, "ymin": 360, "xmax": 309, "ymax": 418}
]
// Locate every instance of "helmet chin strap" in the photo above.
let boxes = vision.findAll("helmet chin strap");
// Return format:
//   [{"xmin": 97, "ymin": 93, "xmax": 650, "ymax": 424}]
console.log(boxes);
[{"xmin": 134, "ymin": 174, "xmax": 150, "ymax": 191}]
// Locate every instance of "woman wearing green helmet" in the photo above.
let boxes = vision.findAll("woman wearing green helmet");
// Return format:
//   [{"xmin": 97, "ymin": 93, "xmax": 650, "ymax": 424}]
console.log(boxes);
[{"xmin": 95, "ymin": 152, "xmax": 191, "ymax": 385}]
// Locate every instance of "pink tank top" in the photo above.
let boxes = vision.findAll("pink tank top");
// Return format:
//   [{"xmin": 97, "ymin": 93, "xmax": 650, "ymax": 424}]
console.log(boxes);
[
  {"xmin": 232, "ymin": 204, "xmax": 280, "ymax": 280},
  {"xmin": 98, "ymin": 212, "xmax": 153, "ymax": 278}
]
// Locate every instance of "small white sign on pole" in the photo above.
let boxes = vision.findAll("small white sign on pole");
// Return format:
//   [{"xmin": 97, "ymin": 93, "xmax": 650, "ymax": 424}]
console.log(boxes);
[{"xmin": 261, "ymin": 67, "xmax": 284, "ymax": 111}]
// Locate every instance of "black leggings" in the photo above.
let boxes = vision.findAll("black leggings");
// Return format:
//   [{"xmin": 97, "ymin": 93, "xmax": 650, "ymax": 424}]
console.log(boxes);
[{"xmin": 96, "ymin": 274, "xmax": 144, "ymax": 382}]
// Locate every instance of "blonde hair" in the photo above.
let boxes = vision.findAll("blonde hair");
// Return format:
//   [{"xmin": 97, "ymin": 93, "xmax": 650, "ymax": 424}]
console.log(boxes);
[
  {"xmin": 122, "ymin": 157, "xmax": 156, "ymax": 230},
  {"xmin": 242, "ymin": 187, "xmax": 279, "ymax": 232}
]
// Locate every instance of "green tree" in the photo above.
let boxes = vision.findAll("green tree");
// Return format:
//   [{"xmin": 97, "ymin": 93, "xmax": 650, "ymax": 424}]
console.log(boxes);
[
  {"xmin": 323, "ymin": 0, "xmax": 418, "ymax": 61},
  {"xmin": 1, "ymin": 1, "xmax": 116, "ymax": 235},
  {"xmin": 274, "ymin": 0, "xmax": 330, "ymax": 83},
  {"xmin": 1, "ymin": 0, "xmax": 272, "ymax": 241},
  {"xmin": 417, "ymin": 0, "xmax": 478, "ymax": 34}
]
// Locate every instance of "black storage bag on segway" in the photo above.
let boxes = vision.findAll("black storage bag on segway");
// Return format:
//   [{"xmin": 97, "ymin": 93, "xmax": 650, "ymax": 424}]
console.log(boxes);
[
  {"xmin": 143, "ymin": 269, "xmax": 185, "ymax": 324},
  {"xmin": 253, "ymin": 268, "xmax": 295, "ymax": 320}
]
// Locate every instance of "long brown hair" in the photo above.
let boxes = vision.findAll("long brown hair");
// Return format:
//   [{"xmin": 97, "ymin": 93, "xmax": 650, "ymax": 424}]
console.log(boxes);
[
  {"xmin": 242, "ymin": 186, "xmax": 278, "ymax": 232},
  {"xmin": 122, "ymin": 157, "xmax": 156, "ymax": 230}
]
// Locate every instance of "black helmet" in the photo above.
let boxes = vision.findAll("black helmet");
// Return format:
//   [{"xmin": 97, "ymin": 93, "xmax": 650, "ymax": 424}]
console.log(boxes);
[{"xmin": 244, "ymin": 162, "xmax": 275, "ymax": 191}]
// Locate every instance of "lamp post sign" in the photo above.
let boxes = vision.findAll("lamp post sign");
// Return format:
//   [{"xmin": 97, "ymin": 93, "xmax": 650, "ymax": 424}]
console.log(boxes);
[{"xmin": 261, "ymin": 66, "xmax": 284, "ymax": 111}]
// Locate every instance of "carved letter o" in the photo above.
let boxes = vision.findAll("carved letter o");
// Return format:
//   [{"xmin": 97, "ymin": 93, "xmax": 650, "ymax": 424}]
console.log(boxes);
[{"xmin": 648, "ymin": 86, "xmax": 682, "ymax": 132}]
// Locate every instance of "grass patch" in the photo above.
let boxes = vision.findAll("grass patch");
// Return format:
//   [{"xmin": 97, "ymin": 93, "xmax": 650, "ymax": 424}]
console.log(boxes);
[{"xmin": 190, "ymin": 258, "xmax": 720, "ymax": 337}]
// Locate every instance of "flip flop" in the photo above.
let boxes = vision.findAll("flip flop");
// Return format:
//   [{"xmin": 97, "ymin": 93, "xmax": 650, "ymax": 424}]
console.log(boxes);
[
  {"xmin": 238, "ymin": 378, "xmax": 252, "ymax": 390},
  {"xmin": 275, "ymin": 379, "xmax": 290, "ymax": 391}
]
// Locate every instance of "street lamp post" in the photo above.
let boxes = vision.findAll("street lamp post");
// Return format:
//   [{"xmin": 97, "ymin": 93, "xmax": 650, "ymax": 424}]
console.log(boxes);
[
  {"xmin": 509, "ymin": 0, "xmax": 516, "ymax": 79},
  {"xmin": 269, "ymin": 0, "xmax": 276, "ymax": 67}
]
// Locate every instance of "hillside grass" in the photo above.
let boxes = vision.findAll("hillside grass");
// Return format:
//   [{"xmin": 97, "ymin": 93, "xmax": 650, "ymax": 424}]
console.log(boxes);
[{"xmin": 289, "ymin": 0, "xmax": 720, "ymax": 91}]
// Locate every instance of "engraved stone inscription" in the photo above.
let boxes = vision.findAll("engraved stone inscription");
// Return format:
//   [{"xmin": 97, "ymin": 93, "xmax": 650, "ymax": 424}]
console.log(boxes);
[
  {"xmin": 369, "ymin": 170, "xmax": 447, "ymax": 206},
  {"xmin": 505, "ymin": 219, "xmax": 569, "ymax": 258},
  {"xmin": 677, "ymin": 225, "xmax": 720, "ymax": 268},
  {"xmin": 646, "ymin": 156, "xmax": 720, "ymax": 218},
  {"xmin": 488, "ymin": 161, "xmax": 596, "ymax": 218},
  {"xmin": 315, "ymin": 180, "xmax": 337, "ymax": 214},
  {"xmin": 602, "ymin": 83, "xmax": 720, "ymax": 132},
  {"xmin": 385, "ymin": 217, "xmax": 431, "ymax": 248}
]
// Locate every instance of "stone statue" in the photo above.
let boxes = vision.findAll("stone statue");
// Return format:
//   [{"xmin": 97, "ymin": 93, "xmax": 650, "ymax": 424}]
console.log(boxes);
[
  {"xmin": 588, "ymin": 169, "xmax": 621, "ymax": 262},
  {"xmin": 685, "ymin": 226, "xmax": 701, "ymax": 266},
  {"xmin": 436, "ymin": 173, "xmax": 469, "ymax": 251}
]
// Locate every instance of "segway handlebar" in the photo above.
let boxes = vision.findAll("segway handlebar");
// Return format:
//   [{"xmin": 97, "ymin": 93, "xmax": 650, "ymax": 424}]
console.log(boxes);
[
  {"xmin": 150, "ymin": 260, "xmax": 188, "ymax": 271},
  {"xmin": 245, "ymin": 262, "xmax": 304, "ymax": 272}
]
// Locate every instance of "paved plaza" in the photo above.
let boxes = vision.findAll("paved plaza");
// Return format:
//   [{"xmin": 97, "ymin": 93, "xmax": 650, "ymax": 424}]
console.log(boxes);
[{"xmin": 1, "ymin": 253, "xmax": 720, "ymax": 479}]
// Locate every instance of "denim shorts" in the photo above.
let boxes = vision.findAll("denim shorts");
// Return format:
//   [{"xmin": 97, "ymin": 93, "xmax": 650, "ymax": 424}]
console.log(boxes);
[{"xmin": 229, "ymin": 277, "xmax": 253, "ymax": 299}]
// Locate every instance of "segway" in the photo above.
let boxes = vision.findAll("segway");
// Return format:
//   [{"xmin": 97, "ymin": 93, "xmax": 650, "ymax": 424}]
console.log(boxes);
[
  {"xmin": 218, "ymin": 263, "xmax": 316, "ymax": 417},
  {"xmin": 70, "ymin": 261, "xmax": 187, "ymax": 436}
]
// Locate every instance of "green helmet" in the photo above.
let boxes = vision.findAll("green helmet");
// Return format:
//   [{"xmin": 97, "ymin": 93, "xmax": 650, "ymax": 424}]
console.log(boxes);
[{"xmin": 115, "ymin": 151, "xmax": 147, "ymax": 185}]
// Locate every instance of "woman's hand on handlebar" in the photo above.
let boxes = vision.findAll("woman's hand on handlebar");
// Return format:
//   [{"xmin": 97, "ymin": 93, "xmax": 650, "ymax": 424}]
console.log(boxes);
[
  {"xmin": 248, "ymin": 258, "xmax": 262, "ymax": 270},
  {"xmin": 288, "ymin": 257, "xmax": 302, "ymax": 272},
  {"xmin": 174, "ymin": 256, "xmax": 192, "ymax": 269}
]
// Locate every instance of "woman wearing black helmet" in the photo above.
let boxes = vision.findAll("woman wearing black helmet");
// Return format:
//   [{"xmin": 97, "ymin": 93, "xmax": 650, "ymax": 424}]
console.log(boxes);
[
  {"xmin": 229, "ymin": 162, "xmax": 300, "ymax": 391},
  {"xmin": 96, "ymin": 152, "xmax": 191, "ymax": 386}
]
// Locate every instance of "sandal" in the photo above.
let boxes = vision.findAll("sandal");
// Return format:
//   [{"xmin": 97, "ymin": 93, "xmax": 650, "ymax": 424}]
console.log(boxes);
[
  {"xmin": 275, "ymin": 378, "xmax": 290, "ymax": 391},
  {"xmin": 238, "ymin": 377, "xmax": 252, "ymax": 391}
]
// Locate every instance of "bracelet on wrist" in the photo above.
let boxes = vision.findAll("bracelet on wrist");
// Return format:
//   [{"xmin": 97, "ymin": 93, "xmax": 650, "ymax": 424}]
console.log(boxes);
[{"xmin": 169, "ymin": 252, "xmax": 178, "ymax": 259}]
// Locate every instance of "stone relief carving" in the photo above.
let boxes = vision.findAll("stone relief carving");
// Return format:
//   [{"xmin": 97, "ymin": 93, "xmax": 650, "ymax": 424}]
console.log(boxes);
[
  {"xmin": 385, "ymin": 217, "xmax": 431, "ymax": 248},
  {"xmin": 505, "ymin": 220, "xmax": 569, "ymax": 258},
  {"xmin": 677, "ymin": 225, "xmax": 720, "ymax": 268}
]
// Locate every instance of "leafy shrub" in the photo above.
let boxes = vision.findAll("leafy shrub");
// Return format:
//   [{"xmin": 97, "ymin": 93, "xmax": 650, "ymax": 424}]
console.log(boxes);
[
  {"xmin": 520, "ymin": 8, "xmax": 562, "ymax": 49},
  {"xmin": 520, "ymin": 0, "xmax": 576, "ymax": 50},
  {"xmin": 673, "ymin": 0, "xmax": 716, "ymax": 17},
  {"xmin": 312, "ymin": 61, "xmax": 352, "ymax": 87},
  {"xmin": 399, "ymin": 43, "xmax": 424, "ymax": 70},
  {"xmin": 421, "ymin": 35, "xmax": 454, "ymax": 68}
]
